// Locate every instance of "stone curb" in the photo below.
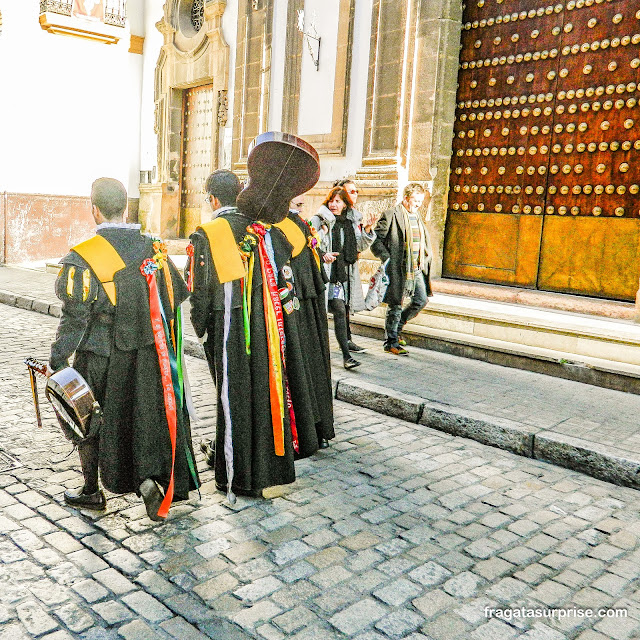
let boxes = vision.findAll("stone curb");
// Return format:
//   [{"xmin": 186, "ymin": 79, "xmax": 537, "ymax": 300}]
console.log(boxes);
[
  {"xmin": 534, "ymin": 431, "xmax": 640, "ymax": 491},
  {"xmin": 419, "ymin": 403, "xmax": 534, "ymax": 458},
  {"xmin": 5, "ymin": 293, "xmax": 640, "ymax": 492},
  {"xmin": 0, "ymin": 289, "xmax": 62, "ymax": 317},
  {"xmin": 335, "ymin": 376, "xmax": 424, "ymax": 423}
]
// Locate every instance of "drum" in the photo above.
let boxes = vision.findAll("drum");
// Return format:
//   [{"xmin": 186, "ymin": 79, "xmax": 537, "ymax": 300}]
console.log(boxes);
[{"xmin": 45, "ymin": 367, "xmax": 98, "ymax": 443}]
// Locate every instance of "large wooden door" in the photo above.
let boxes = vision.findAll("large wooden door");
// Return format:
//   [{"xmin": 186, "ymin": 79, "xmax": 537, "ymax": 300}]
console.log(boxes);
[
  {"xmin": 444, "ymin": 0, "xmax": 640, "ymax": 300},
  {"xmin": 180, "ymin": 85, "xmax": 214, "ymax": 237}
]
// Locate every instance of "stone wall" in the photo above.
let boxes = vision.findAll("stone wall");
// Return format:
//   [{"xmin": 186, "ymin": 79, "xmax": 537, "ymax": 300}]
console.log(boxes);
[{"xmin": 1, "ymin": 194, "xmax": 94, "ymax": 263}]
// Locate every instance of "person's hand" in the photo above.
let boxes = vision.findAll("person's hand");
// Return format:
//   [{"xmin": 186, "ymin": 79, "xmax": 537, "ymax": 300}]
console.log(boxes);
[
  {"xmin": 363, "ymin": 211, "xmax": 377, "ymax": 233},
  {"xmin": 45, "ymin": 364, "xmax": 54, "ymax": 378},
  {"xmin": 323, "ymin": 252, "xmax": 339, "ymax": 264}
]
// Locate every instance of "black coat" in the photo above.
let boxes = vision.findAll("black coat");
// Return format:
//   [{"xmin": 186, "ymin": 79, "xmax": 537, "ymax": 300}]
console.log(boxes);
[
  {"xmin": 371, "ymin": 203, "xmax": 433, "ymax": 307},
  {"xmin": 50, "ymin": 228, "xmax": 199, "ymax": 500},
  {"xmin": 284, "ymin": 212, "xmax": 334, "ymax": 445},
  {"xmin": 188, "ymin": 212, "xmax": 298, "ymax": 494}
]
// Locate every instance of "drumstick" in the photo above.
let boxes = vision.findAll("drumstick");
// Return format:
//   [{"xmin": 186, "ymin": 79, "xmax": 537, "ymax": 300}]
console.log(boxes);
[{"xmin": 24, "ymin": 359, "xmax": 45, "ymax": 428}]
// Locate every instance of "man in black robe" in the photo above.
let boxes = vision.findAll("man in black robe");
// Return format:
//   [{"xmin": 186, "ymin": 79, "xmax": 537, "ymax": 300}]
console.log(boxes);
[
  {"xmin": 276, "ymin": 196, "xmax": 334, "ymax": 449},
  {"xmin": 187, "ymin": 209, "xmax": 298, "ymax": 498},
  {"xmin": 50, "ymin": 178, "xmax": 199, "ymax": 520}
]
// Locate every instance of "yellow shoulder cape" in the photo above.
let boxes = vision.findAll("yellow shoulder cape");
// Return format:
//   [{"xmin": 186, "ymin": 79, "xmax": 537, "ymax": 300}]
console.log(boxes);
[
  {"xmin": 72, "ymin": 235, "xmax": 126, "ymax": 305},
  {"xmin": 274, "ymin": 217, "xmax": 306, "ymax": 258},
  {"xmin": 198, "ymin": 218, "xmax": 245, "ymax": 283}
]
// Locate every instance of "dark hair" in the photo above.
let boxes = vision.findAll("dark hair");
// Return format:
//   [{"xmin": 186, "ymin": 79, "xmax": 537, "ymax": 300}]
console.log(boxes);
[
  {"xmin": 322, "ymin": 186, "xmax": 352, "ymax": 210},
  {"xmin": 333, "ymin": 178, "xmax": 355, "ymax": 188},
  {"xmin": 205, "ymin": 170, "xmax": 242, "ymax": 207},
  {"xmin": 91, "ymin": 178, "xmax": 127, "ymax": 219}
]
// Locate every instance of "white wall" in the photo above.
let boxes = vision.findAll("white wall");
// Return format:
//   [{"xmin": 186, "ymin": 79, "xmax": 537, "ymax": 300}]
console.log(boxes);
[
  {"xmin": 221, "ymin": 0, "xmax": 238, "ymax": 169},
  {"xmin": 0, "ymin": 2, "xmax": 144, "ymax": 198},
  {"xmin": 317, "ymin": 0, "xmax": 372, "ymax": 182},
  {"xmin": 265, "ymin": 0, "xmax": 373, "ymax": 183},
  {"xmin": 269, "ymin": 0, "xmax": 288, "ymax": 132},
  {"xmin": 139, "ymin": 0, "xmax": 165, "ymax": 179}
]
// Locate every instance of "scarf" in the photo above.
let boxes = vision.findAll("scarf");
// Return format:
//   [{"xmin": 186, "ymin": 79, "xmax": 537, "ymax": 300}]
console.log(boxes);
[
  {"xmin": 401, "ymin": 206, "xmax": 428, "ymax": 297},
  {"xmin": 329, "ymin": 213, "xmax": 358, "ymax": 284}
]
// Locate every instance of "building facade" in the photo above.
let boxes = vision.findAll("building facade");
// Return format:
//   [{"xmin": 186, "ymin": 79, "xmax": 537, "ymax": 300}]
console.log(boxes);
[
  {"xmin": 143, "ymin": 0, "xmax": 461, "ymax": 287},
  {"xmin": 1, "ymin": 1, "xmax": 638, "ymax": 303}
]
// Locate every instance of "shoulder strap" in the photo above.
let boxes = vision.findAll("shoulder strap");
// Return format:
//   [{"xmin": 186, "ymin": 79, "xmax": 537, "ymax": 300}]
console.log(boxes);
[
  {"xmin": 198, "ymin": 218, "xmax": 245, "ymax": 283},
  {"xmin": 72, "ymin": 235, "xmax": 126, "ymax": 305},
  {"xmin": 274, "ymin": 217, "xmax": 306, "ymax": 258}
]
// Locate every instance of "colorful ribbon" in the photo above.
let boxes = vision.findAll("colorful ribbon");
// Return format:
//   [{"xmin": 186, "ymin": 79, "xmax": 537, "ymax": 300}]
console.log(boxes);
[
  {"xmin": 249, "ymin": 224, "xmax": 299, "ymax": 455},
  {"xmin": 141, "ymin": 254, "xmax": 200, "ymax": 518},
  {"xmin": 186, "ymin": 242, "xmax": 195, "ymax": 292},
  {"xmin": 141, "ymin": 257, "xmax": 177, "ymax": 519}
]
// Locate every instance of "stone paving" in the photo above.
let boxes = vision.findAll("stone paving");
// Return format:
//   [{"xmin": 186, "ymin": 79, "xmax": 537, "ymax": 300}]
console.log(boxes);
[
  {"xmin": 2, "ymin": 303, "xmax": 640, "ymax": 639},
  {"xmin": 3, "ymin": 265, "xmax": 640, "ymax": 469}
]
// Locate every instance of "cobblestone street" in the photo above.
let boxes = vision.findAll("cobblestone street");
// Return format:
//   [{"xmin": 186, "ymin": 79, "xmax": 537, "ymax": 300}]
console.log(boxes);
[{"xmin": 1, "ymin": 303, "xmax": 640, "ymax": 640}]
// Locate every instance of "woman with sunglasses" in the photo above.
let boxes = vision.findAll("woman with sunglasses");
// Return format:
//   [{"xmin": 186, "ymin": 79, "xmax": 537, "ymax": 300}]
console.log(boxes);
[{"xmin": 311, "ymin": 184, "xmax": 376, "ymax": 369}]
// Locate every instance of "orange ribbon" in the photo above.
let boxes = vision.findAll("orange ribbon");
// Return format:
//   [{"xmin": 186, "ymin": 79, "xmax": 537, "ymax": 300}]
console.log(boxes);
[{"xmin": 144, "ymin": 272, "xmax": 176, "ymax": 519}]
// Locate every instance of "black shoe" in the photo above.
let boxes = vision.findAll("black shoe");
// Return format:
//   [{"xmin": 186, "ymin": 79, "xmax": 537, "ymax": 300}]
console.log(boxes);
[
  {"xmin": 64, "ymin": 488, "xmax": 106, "ymax": 511},
  {"xmin": 343, "ymin": 357, "xmax": 361, "ymax": 370},
  {"xmin": 215, "ymin": 483, "xmax": 262, "ymax": 498},
  {"xmin": 348, "ymin": 341, "xmax": 367, "ymax": 353},
  {"xmin": 140, "ymin": 479, "xmax": 165, "ymax": 522},
  {"xmin": 319, "ymin": 439, "xmax": 330, "ymax": 449},
  {"xmin": 200, "ymin": 440, "xmax": 215, "ymax": 467}
]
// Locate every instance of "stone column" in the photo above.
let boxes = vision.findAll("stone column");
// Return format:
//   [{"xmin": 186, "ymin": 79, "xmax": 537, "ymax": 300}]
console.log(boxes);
[
  {"xmin": 407, "ymin": 0, "xmax": 462, "ymax": 278},
  {"xmin": 138, "ymin": 184, "xmax": 164, "ymax": 236},
  {"xmin": 359, "ymin": 0, "xmax": 415, "ymax": 181},
  {"xmin": 205, "ymin": 0, "xmax": 230, "ymax": 172}
]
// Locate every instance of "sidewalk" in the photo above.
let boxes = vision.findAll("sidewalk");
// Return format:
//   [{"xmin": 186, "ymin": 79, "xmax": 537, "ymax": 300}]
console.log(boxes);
[{"xmin": 2, "ymin": 264, "xmax": 640, "ymax": 492}]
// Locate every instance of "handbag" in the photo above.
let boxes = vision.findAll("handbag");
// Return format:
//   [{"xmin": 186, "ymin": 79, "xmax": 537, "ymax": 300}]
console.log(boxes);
[{"xmin": 364, "ymin": 259, "xmax": 390, "ymax": 311}]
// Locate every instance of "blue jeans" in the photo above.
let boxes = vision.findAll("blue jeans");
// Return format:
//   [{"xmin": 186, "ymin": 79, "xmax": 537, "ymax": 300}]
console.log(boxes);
[{"xmin": 385, "ymin": 272, "xmax": 428, "ymax": 346}]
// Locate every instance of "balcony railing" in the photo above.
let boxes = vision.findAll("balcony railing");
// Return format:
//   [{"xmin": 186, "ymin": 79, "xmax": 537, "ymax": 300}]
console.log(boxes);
[
  {"xmin": 105, "ymin": 0, "xmax": 127, "ymax": 27},
  {"xmin": 39, "ymin": 0, "xmax": 128, "ymax": 44},
  {"xmin": 39, "ymin": 1, "xmax": 72, "ymax": 16},
  {"xmin": 39, "ymin": 1, "xmax": 127, "ymax": 27}
]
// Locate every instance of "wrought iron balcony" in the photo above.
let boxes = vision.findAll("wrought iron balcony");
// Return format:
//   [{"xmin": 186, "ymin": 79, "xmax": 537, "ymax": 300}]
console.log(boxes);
[
  {"xmin": 39, "ymin": 0, "xmax": 128, "ymax": 43},
  {"xmin": 39, "ymin": 1, "xmax": 72, "ymax": 16},
  {"xmin": 39, "ymin": 1, "xmax": 127, "ymax": 28}
]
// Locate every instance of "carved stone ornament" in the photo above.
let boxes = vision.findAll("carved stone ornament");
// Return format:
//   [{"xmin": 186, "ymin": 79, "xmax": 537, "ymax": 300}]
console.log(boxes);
[{"xmin": 217, "ymin": 90, "xmax": 228, "ymax": 127}]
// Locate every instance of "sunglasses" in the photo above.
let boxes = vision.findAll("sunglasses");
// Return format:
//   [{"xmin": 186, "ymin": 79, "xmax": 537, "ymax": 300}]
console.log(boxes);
[{"xmin": 347, "ymin": 189, "xmax": 359, "ymax": 195}]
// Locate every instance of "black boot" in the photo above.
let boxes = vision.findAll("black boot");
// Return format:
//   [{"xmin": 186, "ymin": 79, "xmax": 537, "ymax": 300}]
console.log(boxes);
[
  {"xmin": 200, "ymin": 440, "xmax": 215, "ymax": 467},
  {"xmin": 65, "ymin": 439, "xmax": 106, "ymax": 510},
  {"xmin": 140, "ymin": 479, "xmax": 165, "ymax": 522},
  {"xmin": 64, "ymin": 487, "xmax": 106, "ymax": 510}
]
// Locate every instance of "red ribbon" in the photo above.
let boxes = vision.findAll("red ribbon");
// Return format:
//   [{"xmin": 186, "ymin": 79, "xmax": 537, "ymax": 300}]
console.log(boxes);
[
  {"xmin": 143, "ymin": 270, "xmax": 176, "ymax": 519},
  {"xmin": 185, "ymin": 243, "xmax": 195, "ymax": 292}
]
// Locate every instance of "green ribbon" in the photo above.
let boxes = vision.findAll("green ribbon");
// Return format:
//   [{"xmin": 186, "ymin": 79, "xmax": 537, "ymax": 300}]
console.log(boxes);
[
  {"xmin": 160, "ymin": 303, "xmax": 200, "ymax": 494},
  {"xmin": 242, "ymin": 279, "xmax": 251, "ymax": 355}
]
